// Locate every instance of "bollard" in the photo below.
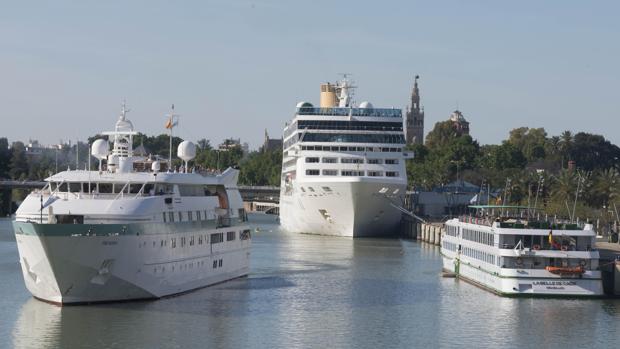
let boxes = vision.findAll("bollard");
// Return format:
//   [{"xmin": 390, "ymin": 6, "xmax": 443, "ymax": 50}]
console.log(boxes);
[
  {"xmin": 422, "ymin": 224, "xmax": 427, "ymax": 242},
  {"xmin": 416, "ymin": 223, "xmax": 421, "ymax": 240},
  {"xmin": 435, "ymin": 228, "xmax": 441, "ymax": 246},
  {"xmin": 429, "ymin": 226, "xmax": 435, "ymax": 244}
]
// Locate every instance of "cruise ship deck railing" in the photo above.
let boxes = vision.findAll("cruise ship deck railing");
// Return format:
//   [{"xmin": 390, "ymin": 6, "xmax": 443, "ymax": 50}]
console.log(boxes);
[{"xmin": 296, "ymin": 107, "xmax": 402, "ymax": 118}]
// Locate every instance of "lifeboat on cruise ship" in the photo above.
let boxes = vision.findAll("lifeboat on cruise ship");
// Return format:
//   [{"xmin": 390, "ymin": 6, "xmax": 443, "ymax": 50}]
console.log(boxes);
[{"xmin": 545, "ymin": 266, "xmax": 585, "ymax": 276}]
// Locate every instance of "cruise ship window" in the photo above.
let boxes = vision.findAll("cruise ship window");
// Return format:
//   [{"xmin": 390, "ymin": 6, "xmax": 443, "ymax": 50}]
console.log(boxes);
[
  {"xmin": 305, "ymin": 157, "xmax": 320, "ymax": 163},
  {"xmin": 368, "ymin": 171, "xmax": 383, "ymax": 177},
  {"xmin": 219, "ymin": 259, "xmax": 223, "ymax": 267},
  {"xmin": 385, "ymin": 159, "xmax": 399, "ymax": 164},
  {"xmin": 227, "ymin": 231, "xmax": 236, "ymax": 241},
  {"xmin": 367, "ymin": 159, "xmax": 382, "ymax": 164},
  {"xmin": 162, "ymin": 212, "xmax": 166, "ymax": 222},
  {"xmin": 188, "ymin": 211, "xmax": 193, "ymax": 221},
  {"xmin": 213, "ymin": 260, "xmax": 217, "ymax": 268},
  {"xmin": 306, "ymin": 169, "xmax": 320, "ymax": 176},
  {"xmin": 322, "ymin": 170, "xmax": 338, "ymax": 176},
  {"xmin": 386, "ymin": 171, "xmax": 399, "ymax": 177},
  {"xmin": 168, "ymin": 212, "xmax": 175, "ymax": 222},
  {"xmin": 322, "ymin": 157, "xmax": 337, "ymax": 163},
  {"xmin": 196, "ymin": 211, "xmax": 202, "ymax": 220},
  {"xmin": 178, "ymin": 212, "xmax": 183, "ymax": 222}
]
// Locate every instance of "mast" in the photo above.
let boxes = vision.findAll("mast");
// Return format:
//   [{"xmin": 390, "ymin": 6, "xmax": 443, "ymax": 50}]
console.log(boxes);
[{"xmin": 165, "ymin": 104, "xmax": 178, "ymax": 167}]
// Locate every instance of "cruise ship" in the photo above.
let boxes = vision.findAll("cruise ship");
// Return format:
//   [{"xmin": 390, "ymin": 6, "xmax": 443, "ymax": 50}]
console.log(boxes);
[
  {"xmin": 13, "ymin": 105, "xmax": 251, "ymax": 304},
  {"xmin": 441, "ymin": 205, "xmax": 603, "ymax": 296},
  {"xmin": 279, "ymin": 77, "xmax": 413, "ymax": 237}
]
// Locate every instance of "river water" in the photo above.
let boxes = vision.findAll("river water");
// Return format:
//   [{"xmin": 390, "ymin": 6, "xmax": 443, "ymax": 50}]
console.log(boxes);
[{"xmin": 0, "ymin": 215, "xmax": 618, "ymax": 349}]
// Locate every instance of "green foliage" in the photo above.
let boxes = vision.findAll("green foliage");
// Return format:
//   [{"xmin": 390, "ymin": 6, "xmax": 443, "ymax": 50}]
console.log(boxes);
[
  {"xmin": 9, "ymin": 142, "xmax": 28, "ymax": 180},
  {"xmin": 239, "ymin": 150, "xmax": 282, "ymax": 186}
]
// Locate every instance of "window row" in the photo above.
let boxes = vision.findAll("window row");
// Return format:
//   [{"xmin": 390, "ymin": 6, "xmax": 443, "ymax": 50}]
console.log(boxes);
[
  {"xmin": 299, "ymin": 145, "xmax": 403, "ymax": 152},
  {"xmin": 305, "ymin": 157, "xmax": 400, "ymax": 164},
  {"xmin": 462, "ymin": 246, "xmax": 497, "ymax": 265},
  {"xmin": 305, "ymin": 170, "xmax": 400, "ymax": 177},
  {"xmin": 462, "ymin": 228, "xmax": 494, "ymax": 246},
  {"xmin": 163, "ymin": 210, "xmax": 215, "ymax": 223}
]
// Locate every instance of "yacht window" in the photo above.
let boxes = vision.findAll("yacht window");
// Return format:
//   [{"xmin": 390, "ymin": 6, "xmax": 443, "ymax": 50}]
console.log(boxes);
[
  {"xmin": 129, "ymin": 184, "xmax": 143, "ymax": 194},
  {"xmin": 144, "ymin": 184, "xmax": 155, "ymax": 195},
  {"xmin": 68, "ymin": 182, "xmax": 81, "ymax": 193},
  {"xmin": 98, "ymin": 183, "xmax": 112, "ymax": 193}
]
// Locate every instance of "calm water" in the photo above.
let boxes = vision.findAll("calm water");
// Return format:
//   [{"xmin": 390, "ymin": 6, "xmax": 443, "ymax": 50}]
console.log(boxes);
[{"xmin": 0, "ymin": 216, "xmax": 619, "ymax": 349}]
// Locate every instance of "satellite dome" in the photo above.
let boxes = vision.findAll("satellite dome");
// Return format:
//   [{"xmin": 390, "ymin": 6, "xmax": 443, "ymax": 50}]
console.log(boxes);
[
  {"xmin": 151, "ymin": 161, "xmax": 161, "ymax": 172},
  {"xmin": 91, "ymin": 139, "xmax": 109, "ymax": 160},
  {"xmin": 359, "ymin": 101, "xmax": 374, "ymax": 109},
  {"xmin": 296, "ymin": 101, "xmax": 314, "ymax": 109},
  {"xmin": 177, "ymin": 140, "xmax": 196, "ymax": 162}
]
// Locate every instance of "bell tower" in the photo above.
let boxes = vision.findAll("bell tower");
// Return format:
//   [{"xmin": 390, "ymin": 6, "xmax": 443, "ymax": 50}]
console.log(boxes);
[{"xmin": 406, "ymin": 75, "xmax": 425, "ymax": 145}]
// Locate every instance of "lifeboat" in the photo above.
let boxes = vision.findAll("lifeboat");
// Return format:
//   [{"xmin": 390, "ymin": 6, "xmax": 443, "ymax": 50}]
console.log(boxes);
[{"xmin": 545, "ymin": 266, "xmax": 585, "ymax": 276}]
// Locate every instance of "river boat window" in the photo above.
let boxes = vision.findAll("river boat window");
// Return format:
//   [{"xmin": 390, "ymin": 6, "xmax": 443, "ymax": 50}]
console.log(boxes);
[
  {"xmin": 188, "ymin": 211, "xmax": 193, "ymax": 221},
  {"xmin": 306, "ymin": 169, "xmax": 320, "ymax": 176},
  {"xmin": 342, "ymin": 170, "xmax": 364, "ymax": 176},
  {"xmin": 163, "ymin": 212, "xmax": 166, "ymax": 222},
  {"xmin": 129, "ymin": 184, "xmax": 143, "ymax": 194},
  {"xmin": 211, "ymin": 232, "xmax": 224, "ymax": 244},
  {"xmin": 168, "ymin": 211, "xmax": 175, "ymax": 222},
  {"xmin": 305, "ymin": 157, "xmax": 319, "ymax": 163},
  {"xmin": 341, "ymin": 158, "xmax": 363, "ymax": 164},
  {"xmin": 386, "ymin": 171, "xmax": 398, "ymax": 177},
  {"xmin": 213, "ymin": 260, "xmax": 217, "ymax": 268},
  {"xmin": 196, "ymin": 211, "xmax": 202, "ymax": 220},
  {"xmin": 155, "ymin": 184, "xmax": 173, "ymax": 195},
  {"xmin": 367, "ymin": 171, "xmax": 383, "ymax": 177},
  {"xmin": 178, "ymin": 212, "xmax": 183, "ymax": 222},
  {"xmin": 241, "ymin": 229, "xmax": 251, "ymax": 240},
  {"xmin": 367, "ymin": 159, "xmax": 382, "ymax": 164},
  {"xmin": 385, "ymin": 159, "xmax": 399, "ymax": 164},
  {"xmin": 322, "ymin": 157, "xmax": 337, "ymax": 163},
  {"xmin": 227, "ymin": 231, "xmax": 236, "ymax": 241}
]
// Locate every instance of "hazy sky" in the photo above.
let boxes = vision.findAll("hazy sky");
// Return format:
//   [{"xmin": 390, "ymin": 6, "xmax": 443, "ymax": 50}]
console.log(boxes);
[{"xmin": 1, "ymin": 1, "xmax": 619, "ymax": 150}]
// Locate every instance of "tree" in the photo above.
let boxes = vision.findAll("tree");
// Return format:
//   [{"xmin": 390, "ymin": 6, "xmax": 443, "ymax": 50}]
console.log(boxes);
[
  {"xmin": 425, "ymin": 120, "xmax": 459, "ymax": 150},
  {"xmin": 9, "ymin": 142, "xmax": 28, "ymax": 180},
  {"xmin": 507, "ymin": 127, "xmax": 547, "ymax": 162},
  {"xmin": 568, "ymin": 132, "xmax": 620, "ymax": 171},
  {"xmin": 480, "ymin": 143, "xmax": 526, "ymax": 170},
  {"xmin": 0, "ymin": 138, "xmax": 10, "ymax": 178}
]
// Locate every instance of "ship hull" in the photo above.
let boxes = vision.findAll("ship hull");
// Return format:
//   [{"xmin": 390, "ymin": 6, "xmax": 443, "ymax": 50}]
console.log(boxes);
[
  {"xmin": 279, "ymin": 179, "xmax": 405, "ymax": 237},
  {"xmin": 441, "ymin": 255, "xmax": 603, "ymax": 297},
  {"xmin": 14, "ymin": 221, "xmax": 251, "ymax": 304}
]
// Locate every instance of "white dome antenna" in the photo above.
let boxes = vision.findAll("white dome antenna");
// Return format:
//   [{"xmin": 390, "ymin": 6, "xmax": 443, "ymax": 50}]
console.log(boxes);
[
  {"xmin": 177, "ymin": 140, "xmax": 196, "ymax": 173},
  {"xmin": 91, "ymin": 139, "xmax": 109, "ymax": 170}
]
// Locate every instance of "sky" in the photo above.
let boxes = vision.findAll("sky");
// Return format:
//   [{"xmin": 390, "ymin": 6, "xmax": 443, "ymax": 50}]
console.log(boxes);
[{"xmin": 1, "ymin": 0, "xmax": 619, "ymax": 150}]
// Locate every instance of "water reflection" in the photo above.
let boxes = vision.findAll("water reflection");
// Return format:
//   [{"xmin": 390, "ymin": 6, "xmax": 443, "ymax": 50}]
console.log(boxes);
[{"xmin": 5, "ymin": 216, "xmax": 620, "ymax": 349}]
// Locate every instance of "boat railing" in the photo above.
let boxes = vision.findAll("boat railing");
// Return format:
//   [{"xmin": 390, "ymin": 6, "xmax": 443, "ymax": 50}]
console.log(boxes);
[
  {"xmin": 297, "ymin": 107, "xmax": 402, "ymax": 118},
  {"xmin": 458, "ymin": 215, "xmax": 585, "ymax": 230}
]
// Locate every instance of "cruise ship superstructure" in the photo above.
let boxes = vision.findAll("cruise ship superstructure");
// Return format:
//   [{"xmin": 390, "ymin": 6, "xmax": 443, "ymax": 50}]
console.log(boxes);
[
  {"xmin": 279, "ymin": 77, "xmax": 412, "ymax": 237},
  {"xmin": 13, "ymin": 105, "xmax": 251, "ymax": 304},
  {"xmin": 441, "ymin": 205, "xmax": 603, "ymax": 296}
]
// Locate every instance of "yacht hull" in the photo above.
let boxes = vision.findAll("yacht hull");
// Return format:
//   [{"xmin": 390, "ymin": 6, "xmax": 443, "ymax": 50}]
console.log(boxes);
[{"xmin": 14, "ymin": 221, "xmax": 250, "ymax": 304}]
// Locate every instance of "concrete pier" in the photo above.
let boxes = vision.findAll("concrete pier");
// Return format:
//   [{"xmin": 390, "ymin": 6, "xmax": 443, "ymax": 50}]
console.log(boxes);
[
  {"xmin": 596, "ymin": 241, "xmax": 620, "ymax": 297},
  {"xmin": 416, "ymin": 222, "xmax": 443, "ymax": 246}
]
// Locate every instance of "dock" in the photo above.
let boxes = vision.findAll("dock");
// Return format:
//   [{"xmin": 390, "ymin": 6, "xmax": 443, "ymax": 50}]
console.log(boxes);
[{"xmin": 595, "ymin": 241, "xmax": 620, "ymax": 296}]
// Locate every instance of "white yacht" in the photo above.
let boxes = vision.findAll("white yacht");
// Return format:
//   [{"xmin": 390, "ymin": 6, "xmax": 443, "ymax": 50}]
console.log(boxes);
[
  {"xmin": 279, "ymin": 77, "xmax": 413, "ymax": 237},
  {"xmin": 13, "ymin": 105, "xmax": 251, "ymax": 304},
  {"xmin": 441, "ymin": 205, "xmax": 603, "ymax": 296}
]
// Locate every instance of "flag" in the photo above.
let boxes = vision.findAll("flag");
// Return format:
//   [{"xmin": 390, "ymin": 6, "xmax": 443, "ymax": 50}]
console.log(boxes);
[
  {"xmin": 40, "ymin": 196, "xmax": 59, "ymax": 211},
  {"xmin": 548, "ymin": 230, "xmax": 553, "ymax": 244},
  {"xmin": 165, "ymin": 116, "xmax": 178, "ymax": 129}
]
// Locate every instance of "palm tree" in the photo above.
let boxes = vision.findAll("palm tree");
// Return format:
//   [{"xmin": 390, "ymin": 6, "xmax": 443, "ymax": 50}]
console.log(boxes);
[
  {"xmin": 559, "ymin": 130, "xmax": 573, "ymax": 167},
  {"xmin": 593, "ymin": 168, "xmax": 620, "ymax": 208}
]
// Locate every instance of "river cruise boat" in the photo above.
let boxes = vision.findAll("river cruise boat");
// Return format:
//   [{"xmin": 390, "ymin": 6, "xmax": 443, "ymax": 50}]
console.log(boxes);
[
  {"xmin": 13, "ymin": 105, "xmax": 251, "ymax": 304},
  {"xmin": 441, "ymin": 205, "xmax": 603, "ymax": 296},
  {"xmin": 279, "ymin": 76, "xmax": 413, "ymax": 237}
]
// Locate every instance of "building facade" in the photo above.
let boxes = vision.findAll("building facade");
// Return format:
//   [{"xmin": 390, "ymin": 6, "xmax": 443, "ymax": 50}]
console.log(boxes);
[
  {"xmin": 449, "ymin": 110, "xmax": 470, "ymax": 135},
  {"xmin": 405, "ymin": 75, "xmax": 425, "ymax": 145}
]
